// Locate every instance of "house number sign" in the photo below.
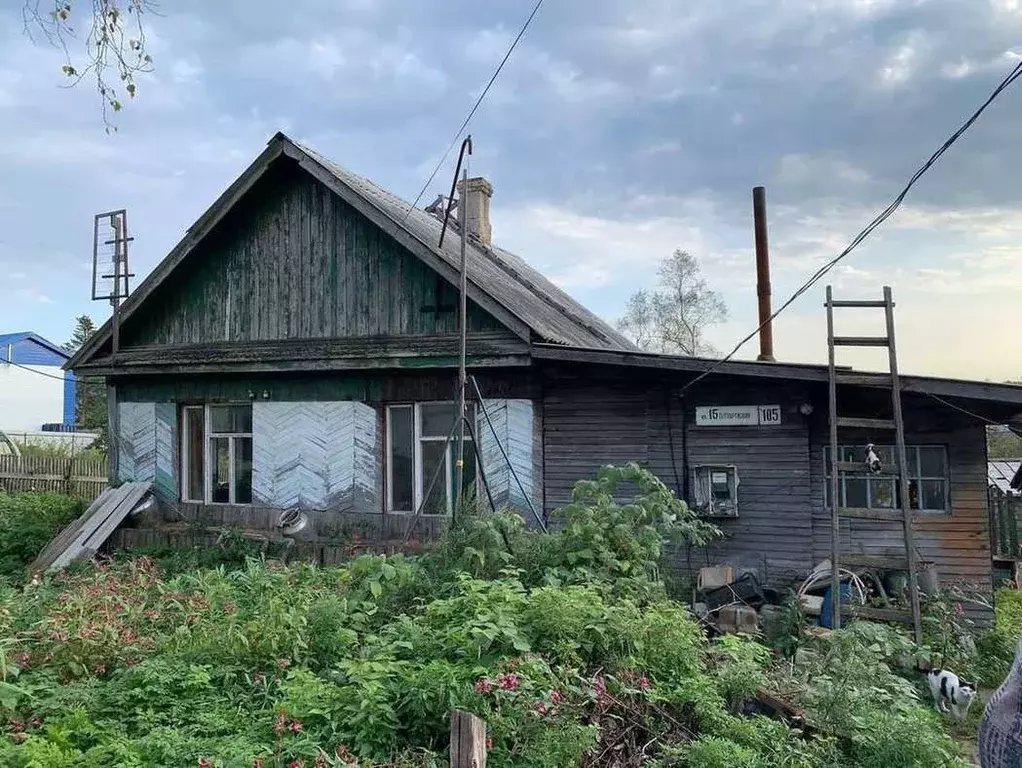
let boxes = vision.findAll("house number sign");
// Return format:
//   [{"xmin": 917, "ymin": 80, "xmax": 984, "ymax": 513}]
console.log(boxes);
[{"xmin": 695, "ymin": 405, "xmax": 782, "ymax": 427}]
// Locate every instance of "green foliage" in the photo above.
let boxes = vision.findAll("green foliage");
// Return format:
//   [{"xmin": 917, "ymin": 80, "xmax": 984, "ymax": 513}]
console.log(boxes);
[
  {"xmin": 707, "ymin": 634, "xmax": 771, "ymax": 711},
  {"xmin": 0, "ymin": 493, "xmax": 84, "ymax": 580},
  {"xmin": 0, "ymin": 466, "xmax": 976, "ymax": 767},
  {"xmin": 987, "ymin": 425, "xmax": 1022, "ymax": 460}
]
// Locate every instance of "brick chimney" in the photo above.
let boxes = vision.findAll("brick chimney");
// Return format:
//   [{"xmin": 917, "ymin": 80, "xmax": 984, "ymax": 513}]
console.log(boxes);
[{"xmin": 456, "ymin": 176, "xmax": 493, "ymax": 245}]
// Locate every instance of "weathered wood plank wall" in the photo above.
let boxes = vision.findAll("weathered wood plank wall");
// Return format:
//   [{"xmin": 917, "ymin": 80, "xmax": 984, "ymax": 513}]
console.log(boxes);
[
  {"xmin": 808, "ymin": 393, "xmax": 992, "ymax": 619},
  {"xmin": 121, "ymin": 162, "xmax": 511, "ymax": 347},
  {"xmin": 682, "ymin": 382, "xmax": 816, "ymax": 586}
]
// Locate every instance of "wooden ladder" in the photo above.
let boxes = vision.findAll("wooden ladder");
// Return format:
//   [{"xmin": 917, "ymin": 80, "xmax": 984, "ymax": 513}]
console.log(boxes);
[{"xmin": 825, "ymin": 285, "xmax": 923, "ymax": 644}]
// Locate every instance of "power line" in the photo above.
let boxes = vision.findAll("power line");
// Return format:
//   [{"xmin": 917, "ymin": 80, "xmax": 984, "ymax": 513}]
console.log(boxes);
[
  {"xmin": 400, "ymin": 0, "xmax": 544, "ymax": 223},
  {"xmin": 0, "ymin": 355, "xmax": 70, "ymax": 382},
  {"xmin": 924, "ymin": 392, "xmax": 1022, "ymax": 433},
  {"xmin": 679, "ymin": 58, "xmax": 1022, "ymax": 396}
]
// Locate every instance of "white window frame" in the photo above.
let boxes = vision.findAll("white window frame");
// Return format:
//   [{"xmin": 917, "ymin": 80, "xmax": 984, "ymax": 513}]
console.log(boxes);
[
  {"xmin": 179, "ymin": 403, "xmax": 253, "ymax": 506},
  {"xmin": 386, "ymin": 402, "xmax": 476, "ymax": 515}
]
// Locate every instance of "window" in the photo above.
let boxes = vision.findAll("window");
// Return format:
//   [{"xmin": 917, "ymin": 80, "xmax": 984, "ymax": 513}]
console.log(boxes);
[
  {"xmin": 825, "ymin": 444, "xmax": 948, "ymax": 513},
  {"xmin": 692, "ymin": 465, "xmax": 739, "ymax": 517},
  {"xmin": 387, "ymin": 402, "xmax": 477, "ymax": 514},
  {"xmin": 180, "ymin": 404, "xmax": 253, "ymax": 505}
]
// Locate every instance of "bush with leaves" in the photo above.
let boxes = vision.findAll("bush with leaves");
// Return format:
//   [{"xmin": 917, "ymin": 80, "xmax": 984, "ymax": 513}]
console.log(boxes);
[
  {"xmin": 0, "ymin": 466, "xmax": 978, "ymax": 767},
  {"xmin": 0, "ymin": 493, "xmax": 84, "ymax": 580}
]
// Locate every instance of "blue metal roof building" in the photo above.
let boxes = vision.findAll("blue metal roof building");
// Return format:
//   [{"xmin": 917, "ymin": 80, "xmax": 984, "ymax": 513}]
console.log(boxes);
[{"xmin": 0, "ymin": 332, "xmax": 77, "ymax": 428}]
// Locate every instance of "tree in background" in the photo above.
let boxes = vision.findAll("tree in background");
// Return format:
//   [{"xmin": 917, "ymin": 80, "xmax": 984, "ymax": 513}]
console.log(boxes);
[
  {"xmin": 22, "ymin": 0, "xmax": 156, "ymax": 129},
  {"xmin": 63, "ymin": 315, "xmax": 107, "ymax": 444},
  {"xmin": 617, "ymin": 249, "xmax": 728, "ymax": 356},
  {"xmin": 988, "ymin": 427, "xmax": 1022, "ymax": 459}
]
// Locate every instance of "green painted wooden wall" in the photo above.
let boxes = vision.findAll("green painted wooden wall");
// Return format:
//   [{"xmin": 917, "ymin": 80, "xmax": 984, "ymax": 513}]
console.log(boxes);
[
  {"xmin": 122, "ymin": 161, "xmax": 508, "ymax": 347},
  {"xmin": 115, "ymin": 370, "xmax": 537, "ymax": 404}
]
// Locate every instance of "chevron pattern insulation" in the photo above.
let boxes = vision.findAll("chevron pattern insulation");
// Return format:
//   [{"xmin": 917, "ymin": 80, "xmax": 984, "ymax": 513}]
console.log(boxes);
[
  {"xmin": 117, "ymin": 402, "xmax": 156, "ymax": 484},
  {"xmin": 252, "ymin": 401, "xmax": 379, "ymax": 511},
  {"xmin": 477, "ymin": 399, "xmax": 534, "ymax": 513},
  {"xmin": 154, "ymin": 403, "xmax": 177, "ymax": 500}
]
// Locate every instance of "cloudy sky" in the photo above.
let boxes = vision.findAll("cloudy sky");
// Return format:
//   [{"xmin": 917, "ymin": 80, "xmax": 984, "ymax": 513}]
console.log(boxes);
[{"xmin": 2, "ymin": 0, "xmax": 1021, "ymax": 380}]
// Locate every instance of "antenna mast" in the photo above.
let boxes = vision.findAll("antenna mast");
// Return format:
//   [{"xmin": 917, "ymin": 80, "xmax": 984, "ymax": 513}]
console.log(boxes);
[{"xmin": 91, "ymin": 209, "xmax": 134, "ymax": 363}]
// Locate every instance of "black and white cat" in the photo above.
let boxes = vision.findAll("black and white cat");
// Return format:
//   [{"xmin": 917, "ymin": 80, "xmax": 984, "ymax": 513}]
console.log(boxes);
[{"xmin": 926, "ymin": 668, "xmax": 977, "ymax": 722}]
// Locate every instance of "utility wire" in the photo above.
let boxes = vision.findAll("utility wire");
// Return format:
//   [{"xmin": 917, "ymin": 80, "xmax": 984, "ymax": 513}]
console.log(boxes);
[
  {"xmin": 1, "ymin": 355, "xmax": 70, "ymax": 382},
  {"xmin": 679, "ymin": 58, "xmax": 1022, "ymax": 396},
  {"xmin": 400, "ymin": 0, "xmax": 544, "ymax": 223},
  {"xmin": 924, "ymin": 392, "xmax": 1022, "ymax": 442}
]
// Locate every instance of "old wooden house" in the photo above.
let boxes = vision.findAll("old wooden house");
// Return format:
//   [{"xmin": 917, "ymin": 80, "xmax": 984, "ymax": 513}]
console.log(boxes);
[{"xmin": 67, "ymin": 132, "xmax": 1022, "ymax": 612}]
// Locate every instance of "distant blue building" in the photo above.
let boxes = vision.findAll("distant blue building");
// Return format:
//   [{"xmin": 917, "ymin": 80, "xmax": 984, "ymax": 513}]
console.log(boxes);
[{"xmin": 0, "ymin": 332, "xmax": 77, "ymax": 431}]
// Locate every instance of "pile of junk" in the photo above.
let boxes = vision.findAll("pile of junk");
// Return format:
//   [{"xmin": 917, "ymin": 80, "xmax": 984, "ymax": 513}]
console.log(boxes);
[{"xmin": 690, "ymin": 558, "xmax": 939, "ymax": 639}]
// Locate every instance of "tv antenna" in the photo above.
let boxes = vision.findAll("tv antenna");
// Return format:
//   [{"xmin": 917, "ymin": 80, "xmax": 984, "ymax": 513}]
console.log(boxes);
[{"xmin": 91, "ymin": 209, "xmax": 135, "ymax": 361}]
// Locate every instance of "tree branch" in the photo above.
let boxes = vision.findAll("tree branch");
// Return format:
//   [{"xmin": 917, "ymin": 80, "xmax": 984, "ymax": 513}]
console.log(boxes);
[{"xmin": 23, "ymin": 0, "xmax": 158, "ymax": 132}]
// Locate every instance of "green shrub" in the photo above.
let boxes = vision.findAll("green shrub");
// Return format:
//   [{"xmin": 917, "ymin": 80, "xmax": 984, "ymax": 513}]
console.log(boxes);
[
  {"xmin": 0, "ymin": 493, "xmax": 84, "ymax": 580},
  {"xmin": 0, "ymin": 466, "xmax": 979, "ymax": 767}
]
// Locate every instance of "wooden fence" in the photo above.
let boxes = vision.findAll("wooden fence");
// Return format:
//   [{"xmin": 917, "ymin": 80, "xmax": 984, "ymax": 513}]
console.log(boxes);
[{"xmin": 0, "ymin": 455, "xmax": 108, "ymax": 501}]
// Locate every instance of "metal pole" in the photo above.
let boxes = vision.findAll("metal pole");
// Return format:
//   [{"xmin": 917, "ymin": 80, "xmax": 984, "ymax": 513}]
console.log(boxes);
[
  {"xmin": 111, "ymin": 214, "xmax": 122, "ymax": 363},
  {"xmin": 753, "ymin": 186, "xmax": 774, "ymax": 362},
  {"xmin": 454, "ymin": 169, "xmax": 469, "ymax": 521},
  {"xmin": 826, "ymin": 285, "xmax": 841, "ymax": 629}
]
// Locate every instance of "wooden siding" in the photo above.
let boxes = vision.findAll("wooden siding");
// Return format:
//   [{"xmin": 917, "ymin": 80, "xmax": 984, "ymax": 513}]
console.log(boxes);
[
  {"xmin": 477, "ymin": 399, "xmax": 538, "ymax": 515},
  {"xmin": 154, "ymin": 403, "xmax": 177, "ymax": 501},
  {"xmin": 808, "ymin": 393, "xmax": 993, "ymax": 619},
  {"xmin": 679, "ymin": 382, "xmax": 815, "ymax": 585},
  {"xmin": 542, "ymin": 374, "xmax": 652, "ymax": 513},
  {"xmin": 116, "ymin": 402, "xmax": 156, "ymax": 485},
  {"xmin": 115, "ymin": 370, "xmax": 537, "ymax": 405},
  {"xmin": 251, "ymin": 401, "xmax": 378, "ymax": 513},
  {"xmin": 121, "ymin": 162, "xmax": 511, "ymax": 348}
]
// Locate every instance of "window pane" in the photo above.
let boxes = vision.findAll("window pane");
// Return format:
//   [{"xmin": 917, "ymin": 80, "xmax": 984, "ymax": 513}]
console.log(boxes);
[
  {"xmin": 908, "ymin": 479, "xmax": 920, "ymax": 510},
  {"xmin": 919, "ymin": 447, "xmax": 946, "ymax": 478},
  {"xmin": 874, "ymin": 445, "xmax": 894, "ymax": 468},
  {"xmin": 421, "ymin": 441, "xmax": 448, "ymax": 514},
  {"xmin": 420, "ymin": 403, "xmax": 458, "ymax": 439},
  {"xmin": 845, "ymin": 477, "xmax": 868, "ymax": 508},
  {"xmin": 184, "ymin": 408, "xmax": 204, "ymax": 501},
  {"xmin": 390, "ymin": 407, "xmax": 414, "ymax": 511},
  {"xmin": 921, "ymin": 480, "xmax": 946, "ymax": 511},
  {"xmin": 839, "ymin": 446, "xmax": 857, "ymax": 463},
  {"xmin": 210, "ymin": 437, "xmax": 231, "ymax": 503},
  {"xmin": 234, "ymin": 437, "xmax": 253, "ymax": 504},
  {"xmin": 210, "ymin": 405, "xmax": 252, "ymax": 434},
  {"xmin": 870, "ymin": 478, "xmax": 895, "ymax": 508}
]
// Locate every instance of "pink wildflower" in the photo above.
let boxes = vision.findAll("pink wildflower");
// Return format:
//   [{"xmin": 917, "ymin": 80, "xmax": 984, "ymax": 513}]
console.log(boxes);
[
  {"xmin": 497, "ymin": 673, "xmax": 519, "ymax": 691},
  {"xmin": 639, "ymin": 676, "xmax": 650, "ymax": 690},
  {"xmin": 486, "ymin": 738, "xmax": 493, "ymax": 751},
  {"xmin": 273, "ymin": 712, "xmax": 288, "ymax": 737},
  {"xmin": 474, "ymin": 678, "xmax": 494, "ymax": 694},
  {"xmin": 551, "ymin": 689, "xmax": 563, "ymax": 704},
  {"xmin": 535, "ymin": 701, "xmax": 549, "ymax": 715},
  {"xmin": 955, "ymin": 603, "xmax": 965, "ymax": 617},
  {"xmin": 277, "ymin": 658, "xmax": 291, "ymax": 670},
  {"xmin": 289, "ymin": 719, "xmax": 303, "ymax": 733},
  {"xmin": 253, "ymin": 761, "xmax": 264, "ymax": 768}
]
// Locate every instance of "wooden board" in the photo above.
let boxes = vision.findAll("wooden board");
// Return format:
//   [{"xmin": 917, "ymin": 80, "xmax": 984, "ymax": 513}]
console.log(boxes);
[
  {"xmin": 29, "ymin": 487, "xmax": 116, "ymax": 573},
  {"xmin": 38, "ymin": 482, "xmax": 152, "ymax": 572}
]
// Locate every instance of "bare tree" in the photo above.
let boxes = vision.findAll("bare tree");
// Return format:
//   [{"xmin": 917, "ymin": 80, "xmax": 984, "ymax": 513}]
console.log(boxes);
[
  {"xmin": 617, "ymin": 249, "xmax": 727, "ymax": 356},
  {"xmin": 22, "ymin": 0, "xmax": 156, "ymax": 130}
]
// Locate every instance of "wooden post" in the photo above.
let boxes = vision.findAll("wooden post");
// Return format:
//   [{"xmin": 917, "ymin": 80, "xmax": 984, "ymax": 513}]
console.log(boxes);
[{"xmin": 450, "ymin": 710, "xmax": 486, "ymax": 768}]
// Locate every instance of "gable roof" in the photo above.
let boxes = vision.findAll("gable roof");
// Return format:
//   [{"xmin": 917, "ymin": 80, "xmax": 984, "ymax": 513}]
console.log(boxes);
[
  {"xmin": 0, "ymin": 332, "xmax": 70, "ymax": 361},
  {"xmin": 67, "ymin": 132, "xmax": 634, "ymax": 370}
]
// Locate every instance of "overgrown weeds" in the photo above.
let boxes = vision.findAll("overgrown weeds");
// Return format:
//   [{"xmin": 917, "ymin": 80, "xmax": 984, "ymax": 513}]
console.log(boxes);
[{"xmin": 0, "ymin": 466, "xmax": 979, "ymax": 766}]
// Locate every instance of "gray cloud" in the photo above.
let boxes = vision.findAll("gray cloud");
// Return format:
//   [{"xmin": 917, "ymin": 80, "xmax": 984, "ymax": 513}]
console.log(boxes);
[{"xmin": 1, "ymin": 0, "xmax": 1020, "ymax": 378}]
